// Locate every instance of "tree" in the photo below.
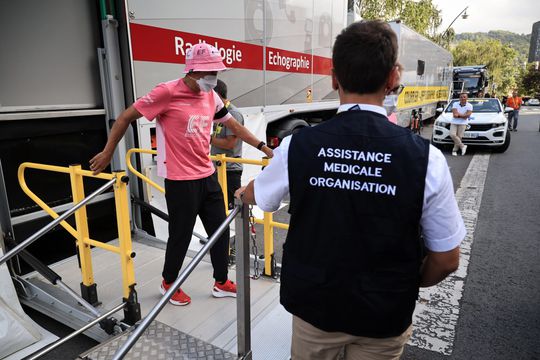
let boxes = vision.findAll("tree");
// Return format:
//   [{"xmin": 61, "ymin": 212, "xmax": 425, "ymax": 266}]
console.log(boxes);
[
  {"xmin": 520, "ymin": 63, "xmax": 540, "ymax": 97},
  {"xmin": 452, "ymin": 39, "xmax": 519, "ymax": 97},
  {"xmin": 359, "ymin": 0, "xmax": 447, "ymax": 46}
]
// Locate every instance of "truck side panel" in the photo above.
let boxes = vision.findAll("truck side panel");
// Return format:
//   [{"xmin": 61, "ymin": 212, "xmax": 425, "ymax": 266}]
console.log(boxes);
[
  {"xmin": 0, "ymin": 1, "xmax": 119, "ymax": 270},
  {"xmin": 390, "ymin": 22, "xmax": 452, "ymax": 125},
  {"xmin": 0, "ymin": 1, "xmax": 102, "ymax": 111}
]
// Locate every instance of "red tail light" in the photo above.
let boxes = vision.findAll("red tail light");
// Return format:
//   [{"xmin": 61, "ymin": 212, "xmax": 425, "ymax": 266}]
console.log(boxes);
[{"xmin": 268, "ymin": 136, "xmax": 280, "ymax": 148}]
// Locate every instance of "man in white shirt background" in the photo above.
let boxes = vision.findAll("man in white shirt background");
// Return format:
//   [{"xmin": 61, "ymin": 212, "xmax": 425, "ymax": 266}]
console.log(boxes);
[{"xmin": 450, "ymin": 93, "xmax": 473, "ymax": 156}]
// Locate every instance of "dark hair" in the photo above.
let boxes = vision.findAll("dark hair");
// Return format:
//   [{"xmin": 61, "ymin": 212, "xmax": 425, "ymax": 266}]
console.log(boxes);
[
  {"xmin": 332, "ymin": 20, "xmax": 398, "ymax": 94},
  {"xmin": 214, "ymin": 79, "xmax": 228, "ymax": 99}
]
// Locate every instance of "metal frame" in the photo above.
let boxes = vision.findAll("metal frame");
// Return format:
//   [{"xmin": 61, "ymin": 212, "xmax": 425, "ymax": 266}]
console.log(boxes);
[
  {"xmin": 12, "ymin": 163, "xmax": 137, "ymax": 301},
  {"xmin": 27, "ymin": 302, "xmax": 126, "ymax": 360},
  {"xmin": 112, "ymin": 205, "xmax": 245, "ymax": 359},
  {"xmin": 16, "ymin": 277, "xmax": 113, "ymax": 342},
  {"xmin": 0, "ymin": 162, "xmax": 142, "ymax": 335}
]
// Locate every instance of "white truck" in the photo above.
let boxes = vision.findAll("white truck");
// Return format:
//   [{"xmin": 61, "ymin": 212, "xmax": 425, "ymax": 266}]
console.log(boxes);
[
  {"xmin": 389, "ymin": 21, "xmax": 453, "ymax": 126},
  {"xmin": 0, "ymin": 2, "xmax": 453, "ymax": 252}
]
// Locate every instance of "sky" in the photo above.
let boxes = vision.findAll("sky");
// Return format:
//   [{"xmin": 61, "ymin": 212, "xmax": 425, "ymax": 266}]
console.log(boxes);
[{"xmin": 432, "ymin": 0, "xmax": 539, "ymax": 34}]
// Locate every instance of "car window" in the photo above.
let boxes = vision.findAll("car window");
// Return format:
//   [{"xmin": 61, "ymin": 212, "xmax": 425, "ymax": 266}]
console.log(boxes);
[{"xmin": 445, "ymin": 99, "xmax": 501, "ymax": 113}]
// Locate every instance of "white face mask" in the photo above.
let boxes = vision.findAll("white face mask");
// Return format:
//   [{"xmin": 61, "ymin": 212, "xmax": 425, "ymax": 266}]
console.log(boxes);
[
  {"xmin": 195, "ymin": 75, "xmax": 218, "ymax": 92},
  {"xmin": 383, "ymin": 94, "xmax": 399, "ymax": 114}
]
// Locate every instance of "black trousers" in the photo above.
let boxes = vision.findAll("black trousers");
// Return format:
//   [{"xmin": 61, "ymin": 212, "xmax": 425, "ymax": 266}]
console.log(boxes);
[
  {"xmin": 162, "ymin": 174, "xmax": 229, "ymax": 283},
  {"xmin": 226, "ymin": 170, "xmax": 243, "ymax": 209}
]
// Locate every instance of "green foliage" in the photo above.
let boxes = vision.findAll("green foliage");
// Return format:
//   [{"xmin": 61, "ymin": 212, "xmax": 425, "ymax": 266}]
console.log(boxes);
[
  {"xmin": 520, "ymin": 63, "xmax": 540, "ymax": 97},
  {"xmin": 456, "ymin": 31, "xmax": 531, "ymax": 64},
  {"xmin": 359, "ymin": 0, "xmax": 447, "ymax": 46},
  {"xmin": 452, "ymin": 39, "xmax": 519, "ymax": 96}
]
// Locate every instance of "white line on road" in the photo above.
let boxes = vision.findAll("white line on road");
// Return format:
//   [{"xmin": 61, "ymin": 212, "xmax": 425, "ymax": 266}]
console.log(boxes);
[{"xmin": 408, "ymin": 153, "xmax": 490, "ymax": 355}]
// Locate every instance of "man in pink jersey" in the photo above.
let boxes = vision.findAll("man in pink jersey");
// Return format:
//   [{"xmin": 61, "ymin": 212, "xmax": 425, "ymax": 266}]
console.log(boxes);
[{"xmin": 90, "ymin": 43, "xmax": 273, "ymax": 306}]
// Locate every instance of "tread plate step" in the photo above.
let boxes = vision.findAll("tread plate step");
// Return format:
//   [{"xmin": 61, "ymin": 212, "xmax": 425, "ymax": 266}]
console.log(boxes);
[{"xmin": 79, "ymin": 320, "xmax": 235, "ymax": 359}]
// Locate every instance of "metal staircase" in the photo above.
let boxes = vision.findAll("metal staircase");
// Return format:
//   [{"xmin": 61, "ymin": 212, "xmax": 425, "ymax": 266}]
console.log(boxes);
[{"xmin": 79, "ymin": 320, "xmax": 235, "ymax": 359}]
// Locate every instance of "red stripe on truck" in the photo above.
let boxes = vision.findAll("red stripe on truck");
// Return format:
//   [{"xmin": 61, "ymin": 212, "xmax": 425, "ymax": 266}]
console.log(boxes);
[{"xmin": 130, "ymin": 23, "xmax": 331, "ymax": 75}]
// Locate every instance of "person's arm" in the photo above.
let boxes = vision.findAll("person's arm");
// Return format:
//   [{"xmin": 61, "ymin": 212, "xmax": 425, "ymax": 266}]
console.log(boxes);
[
  {"xmin": 420, "ymin": 145, "xmax": 466, "ymax": 287},
  {"xmin": 235, "ymin": 136, "xmax": 291, "ymax": 210},
  {"xmin": 420, "ymin": 247, "xmax": 460, "ymax": 287},
  {"xmin": 452, "ymin": 108, "xmax": 460, "ymax": 118},
  {"xmin": 90, "ymin": 105, "xmax": 141, "ymax": 174},
  {"xmin": 463, "ymin": 109, "xmax": 473, "ymax": 118},
  {"xmin": 235, "ymin": 180, "xmax": 255, "ymax": 205},
  {"xmin": 211, "ymin": 135, "xmax": 238, "ymax": 150},
  {"xmin": 223, "ymin": 118, "xmax": 274, "ymax": 158}
]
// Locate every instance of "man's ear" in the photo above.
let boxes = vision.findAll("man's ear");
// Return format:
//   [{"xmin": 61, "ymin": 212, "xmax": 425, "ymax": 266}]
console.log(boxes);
[
  {"xmin": 331, "ymin": 69, "xmax": 339, "ymax": 91},
  {"xmin": 385, "ymin": 65, "xmax": 401, "ymax": 94}
]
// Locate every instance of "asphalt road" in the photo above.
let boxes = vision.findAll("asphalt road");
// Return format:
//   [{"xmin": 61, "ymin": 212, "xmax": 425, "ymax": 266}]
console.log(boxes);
[
  {"xmin": 402, "ymin": 108, "xmax": 540, "ymax": 359},
  {"xmin": 24, "ymin": 108, "xmax": 540, "ymax": 359}
]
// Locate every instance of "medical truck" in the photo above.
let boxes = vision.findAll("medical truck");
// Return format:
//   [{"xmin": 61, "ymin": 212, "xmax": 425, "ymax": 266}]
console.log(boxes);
[{"xmin": 0, "ymin": 1, "xmax": 452, "ymax": 358}]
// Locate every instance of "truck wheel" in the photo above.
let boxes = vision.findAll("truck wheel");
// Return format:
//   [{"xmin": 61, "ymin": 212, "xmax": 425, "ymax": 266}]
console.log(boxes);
[
  {"xmin": 493, "ymin": 131, "xmax": 511, "ymax": 153},
  {"xmin": 291, "ymin": 126, "xmax": 306, "ymax": 135}
]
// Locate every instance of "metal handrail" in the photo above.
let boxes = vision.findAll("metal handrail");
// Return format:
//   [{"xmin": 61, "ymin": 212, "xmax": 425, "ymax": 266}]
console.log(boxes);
[
  {"xmin": 27, "ymin": 302, "xmax": 126, "ymax": 360},
  {"xmin": 112, "ymin": 205, "xmax": 242, "ymax": 359},
  {"xmin": 0, "ymin": 178, "xmax": 116, "ymax": 266}
]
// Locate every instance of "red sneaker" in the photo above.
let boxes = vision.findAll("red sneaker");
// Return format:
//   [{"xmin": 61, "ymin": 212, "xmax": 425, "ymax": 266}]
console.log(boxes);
[
  {"xmin": 212, "ymin": 279, "xmax": 237, "ymax": 298},
  {"xmin": 160, "ymin": 280, "xmax": 191, "ymax": 306}
]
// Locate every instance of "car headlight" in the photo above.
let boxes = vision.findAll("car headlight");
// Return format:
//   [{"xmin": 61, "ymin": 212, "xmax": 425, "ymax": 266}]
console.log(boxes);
[{"xmin": 435, "ymin": 120, "xmax": 449, "ymax": 128}]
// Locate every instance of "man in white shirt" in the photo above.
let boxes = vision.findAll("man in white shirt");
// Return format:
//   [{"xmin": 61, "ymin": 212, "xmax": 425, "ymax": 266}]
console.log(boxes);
[
  {"xmin": 450, "ymin": 93, "xmax": 473, "ymax": 156},
  {"xmin": 235, "ymin": 20, "xmax": 465, "ymax": 360}
]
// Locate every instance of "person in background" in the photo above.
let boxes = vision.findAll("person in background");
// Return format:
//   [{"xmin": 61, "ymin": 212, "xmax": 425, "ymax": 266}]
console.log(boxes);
[
  {"xmin": 506, "ymin": 90, "xmax": 523, "ymax": 131},
  {"xmin": 211, "ymin": 79, "xmax": 244, "ymax": 210},
  {"xmin": 90, "ymin": 43, "xmax": 273, "ymax": 306},
  {"xmin": 450, "ymin": 93, "xmax": 473, "ymax": 156},
  {"xmin": 235, "ymin": 20, "xmax": 464, "ymax": 359}
]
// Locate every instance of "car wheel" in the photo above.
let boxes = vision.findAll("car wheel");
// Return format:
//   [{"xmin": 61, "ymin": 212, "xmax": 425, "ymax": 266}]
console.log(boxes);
[{"xmin": 493, "ymin": 130, "xmax": 511, "ymax": 153}]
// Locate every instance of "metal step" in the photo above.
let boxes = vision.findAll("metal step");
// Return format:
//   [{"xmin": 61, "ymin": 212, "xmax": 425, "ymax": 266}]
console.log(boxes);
[{"xmin": 78, "ymin": 320, "xmax": 235, "ymax": 359}]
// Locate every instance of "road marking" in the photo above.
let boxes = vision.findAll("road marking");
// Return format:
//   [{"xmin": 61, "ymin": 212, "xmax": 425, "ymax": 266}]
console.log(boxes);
[{"xmin": 408, "ymin": 153, "xmax": 490, "ymax": 355}]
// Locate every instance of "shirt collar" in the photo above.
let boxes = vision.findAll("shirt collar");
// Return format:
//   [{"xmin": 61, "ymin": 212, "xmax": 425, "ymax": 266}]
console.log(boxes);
[{"xmin": 337, "ymin": 103, "xmax": 387, "ymax": 117}]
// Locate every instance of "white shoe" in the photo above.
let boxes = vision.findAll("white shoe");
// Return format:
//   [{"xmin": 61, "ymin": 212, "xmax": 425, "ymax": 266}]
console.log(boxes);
[
  {"xmin": 452, "ymin": 151, "xmax": 458, "ymax": 156},
  {"xmin": 461, "ymin": 145, "xmax": 467, "ymax": 156}
]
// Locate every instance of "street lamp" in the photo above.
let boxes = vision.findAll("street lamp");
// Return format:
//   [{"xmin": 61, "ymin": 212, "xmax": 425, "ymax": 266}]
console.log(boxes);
[{"xmin": 443, "ymin": 6, "xmax": 469, "ymax": 36}]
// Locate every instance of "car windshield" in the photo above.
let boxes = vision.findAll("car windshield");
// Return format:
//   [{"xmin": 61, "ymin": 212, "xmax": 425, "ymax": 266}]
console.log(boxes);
[
  {"xmin": 458, "ymin": 76, "xmax": 480, "ymax": 89},
  {"xmin": 445, "ymin": 99, "xmax": 501, "ymax": 113}
]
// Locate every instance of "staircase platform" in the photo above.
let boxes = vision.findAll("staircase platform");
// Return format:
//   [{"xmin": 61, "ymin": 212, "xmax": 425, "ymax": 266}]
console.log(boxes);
[
  {"xmin": 78, "ymin": 320, "xmax": 235, "ymax": 359},
  {"xmin": 25, "ymin": 236, "xmax": 291, "ymax": 359}
]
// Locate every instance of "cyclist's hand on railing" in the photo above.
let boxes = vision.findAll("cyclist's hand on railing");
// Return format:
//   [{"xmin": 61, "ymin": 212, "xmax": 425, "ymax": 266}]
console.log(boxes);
[
  {"xmin": 89, "ymin": 151, "xmax": 113, "ymax": 175},
  {"xmin": 262, "ymin": 145, "xmax": 274, "ymax": 159},
  {"xmin": 235, "ymin": 186, "xmax": 247, "ymax": 201}
]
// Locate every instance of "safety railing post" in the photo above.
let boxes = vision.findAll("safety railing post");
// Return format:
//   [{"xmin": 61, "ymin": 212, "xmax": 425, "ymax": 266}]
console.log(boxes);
[
  {"xmin": 215, "ymin": 153, "xmax": 229, "ymax": 213},
  {"xmin": 112, "ymin": 171, "xmax": 140, "ymax": 324},
  {"xmin": 263, "ymin": 211, "xmax": 274, "ymax": 277},
  {"xmin": 235, "ymin": 201, "xmax": 252, "ymax": 359},
  {"xmin": 68, "ymin": 164, "xmax": 97, "ymax": 305}
]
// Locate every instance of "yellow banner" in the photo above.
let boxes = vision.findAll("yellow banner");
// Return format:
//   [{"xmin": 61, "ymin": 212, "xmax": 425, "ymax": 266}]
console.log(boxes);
[{"xmin": 397, "ymin": 86, "xmax": 449, "ymax": 108}]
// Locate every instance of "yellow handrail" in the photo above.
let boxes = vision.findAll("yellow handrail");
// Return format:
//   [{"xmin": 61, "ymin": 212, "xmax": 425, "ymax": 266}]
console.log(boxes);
[
  {"xmin": 18, "ymin": 162, "xmax": 136, "ymax": 299},
  {"xmin": 126, "ymin": 148, "xmax": 289, "ymax": 276}
]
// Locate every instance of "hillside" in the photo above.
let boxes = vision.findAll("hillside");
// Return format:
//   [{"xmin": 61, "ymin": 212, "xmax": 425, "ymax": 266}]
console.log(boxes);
[{"xmin": 455, "ymin": 31, "xmax": 531, "ymax": 62}]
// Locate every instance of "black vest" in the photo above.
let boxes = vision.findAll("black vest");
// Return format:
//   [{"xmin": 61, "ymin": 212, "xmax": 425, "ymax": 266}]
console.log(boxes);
[{"xmin": 281, "ymin": 110, "xmax": 429, "ymax": 338}]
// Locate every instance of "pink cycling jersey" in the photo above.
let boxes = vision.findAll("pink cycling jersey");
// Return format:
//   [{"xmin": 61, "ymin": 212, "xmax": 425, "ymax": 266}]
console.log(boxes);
[{"xmin": 133, "ymin": 78, "xmax": 232, "ymax": 180}]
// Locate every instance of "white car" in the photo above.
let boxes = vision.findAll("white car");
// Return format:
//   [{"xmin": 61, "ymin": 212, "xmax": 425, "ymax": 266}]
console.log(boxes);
[
  {"xmin": 526, "ymin": 98, "xmax": 539, "ymax": 106},
  {"xmin": 432, "ymin": 98, "xmax": 511, "ymax": 153}
]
